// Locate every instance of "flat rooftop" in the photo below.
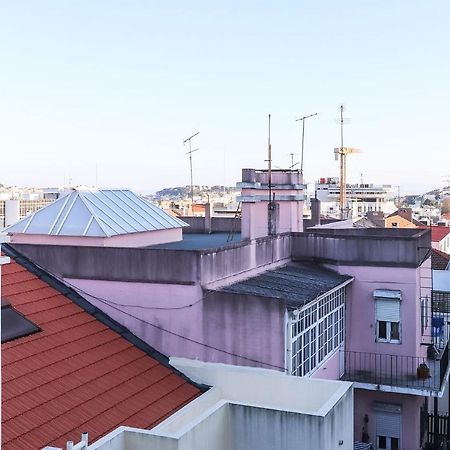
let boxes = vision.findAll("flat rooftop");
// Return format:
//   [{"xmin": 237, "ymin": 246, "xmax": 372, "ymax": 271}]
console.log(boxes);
[{"xmin": 148, "ymin": 232, "xmax": 242, "ymax": 250}]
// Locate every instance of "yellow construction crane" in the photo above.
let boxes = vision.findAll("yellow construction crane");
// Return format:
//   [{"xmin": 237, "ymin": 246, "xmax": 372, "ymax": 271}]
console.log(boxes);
[
  {"xmin": 334, "ymin": 147, "xmax": 360, "ymax": 218},
  {"xmin": 334, "ymin": 105, "xmax": 360, "ymax": 219}
]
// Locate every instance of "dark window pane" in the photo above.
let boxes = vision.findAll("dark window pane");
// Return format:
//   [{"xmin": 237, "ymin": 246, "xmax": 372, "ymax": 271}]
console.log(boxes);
[
  {"xmin": 378, "ymin": 321, "xmax": 387, "ymax": 339},
  {"xmin": 378, "ymin": 436, "xmax": 387, "ymax": 449},
  {"xmin": 391, "ymin": 322, "xmax": 400, "ymax": 341},
  {"xmin": 391, "ymin": 437, "xmax": 399, "ymax": 450},
  {"xmin": 1, "ymin": 304, "xmax": 40, "ymax": 343}
]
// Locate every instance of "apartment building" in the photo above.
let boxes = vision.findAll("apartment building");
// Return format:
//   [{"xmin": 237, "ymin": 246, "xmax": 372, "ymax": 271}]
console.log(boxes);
[
  {"xmin": 4, "ymin": 169, "xmax": 446, "ymax": 449},
  {"xmin": 315, "ymin": 177, "xmax": 397, "ymax": 218}
]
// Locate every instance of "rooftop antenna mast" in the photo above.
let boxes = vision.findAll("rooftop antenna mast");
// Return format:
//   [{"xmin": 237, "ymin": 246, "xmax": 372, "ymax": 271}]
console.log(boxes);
[
  {"xmin": 295, "ymin": 112, "xmax": 318, "ymax": 175},
  {"xmin": 267, "ymin": 114, "xmax": 272, "ymax": 202},
  {"xmin": 183, "ymin": 131, "xmax": 200, "ymax": 206},
  {"xmin": 289, "ymin": 152, "xmax": 295, "ymax": 169},
  {"xmin": 266, "ymin": 114, "xmax": 277, "ymax": 235},
  {"xmin": 334, "ymin": 105, "xmax": 360, "ymax": 219}
]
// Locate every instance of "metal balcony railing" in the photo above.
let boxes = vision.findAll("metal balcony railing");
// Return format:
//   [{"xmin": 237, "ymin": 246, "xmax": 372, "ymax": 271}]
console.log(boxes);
[{"xmin": 341, "ymin": 345, "xmax": 449, "ymax": 392}]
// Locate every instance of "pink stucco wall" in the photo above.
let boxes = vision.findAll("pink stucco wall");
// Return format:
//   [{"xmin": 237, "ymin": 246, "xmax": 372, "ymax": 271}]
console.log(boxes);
[
  {"xmin": 311, "ymin": 350, "xmax": 341, "ymax": 381},
  {"xmin": 9, "ymin": 228, "xmax": 182, "ymax": 247},
  {"xmin": 241, "ymin": 189, "xmax": 303, "ymax": 240},
  {"xmin": 66, "ymin": 278, "xmax": 286, "ymax": 371},
  {"xmin": 353, "ymin": 389, "xmax": 424, "ymax": 450},
  {"xmin": 329, "ymin": 262, "xmax": 431, "ymax": 359}
]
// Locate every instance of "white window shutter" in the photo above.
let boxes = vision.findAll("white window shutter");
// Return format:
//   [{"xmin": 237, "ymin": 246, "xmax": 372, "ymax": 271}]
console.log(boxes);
[
  {"xmin": 375, "ymin": 298, "xmax": 400, "ymax": 322},
  {"xmin": 376, "ymin": 411, "xmax": 401, "ymax": 438}
]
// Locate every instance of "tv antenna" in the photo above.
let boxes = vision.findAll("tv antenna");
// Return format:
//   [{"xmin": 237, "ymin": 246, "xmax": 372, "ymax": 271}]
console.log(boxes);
[
  {"xmin": 183, "ymin": 131, "xmax": 200, "ymax": 206},
  {"xmin": 264, "ymin": 114, "xmax": 273, "ymax": 202},
  {"xmin": 333, "ymin": 105, "xmax": 360, "ymax": 219},
  {"xmin": 266, "ymin": 114, "xmax": 276, "ymax": 235},
  {"xmin": 288, "ymin": 153, "xmax": 299, "ymax": 169},
  {"xmin": 295, "ymin": 112, "xmax": 318, "ymax": 175}
]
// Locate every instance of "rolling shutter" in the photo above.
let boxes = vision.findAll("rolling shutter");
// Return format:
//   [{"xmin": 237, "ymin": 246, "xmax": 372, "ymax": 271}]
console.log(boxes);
[
  {"xmin": 375, "ymin": 298, "xmax": 400, "ymax": 322},
  {"xmin": 376, "ymin": 411, "xmax": 401, "ymax": 439}
]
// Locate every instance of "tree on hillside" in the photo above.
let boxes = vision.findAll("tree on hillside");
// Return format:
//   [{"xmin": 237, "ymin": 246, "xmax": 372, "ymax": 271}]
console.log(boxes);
[{"xmin": 442, "ymin": 196, "xmax": 450, "ymax": 214}]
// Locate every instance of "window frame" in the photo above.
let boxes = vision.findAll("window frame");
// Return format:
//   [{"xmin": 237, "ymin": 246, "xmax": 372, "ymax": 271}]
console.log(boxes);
[
  {"xmin": 374, "ymin": 291, "xmax": 402, "ymax": 345},
  {"xmin": 376, "ymin": 320, "xmax": 401, "ymax": 344},
  {"xmin": 290, "ymin": 285, "xmax": 347, "ymax": 377}
]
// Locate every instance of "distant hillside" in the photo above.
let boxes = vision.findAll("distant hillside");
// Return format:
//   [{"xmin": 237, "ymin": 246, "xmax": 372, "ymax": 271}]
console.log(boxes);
[{"xmin": 155, "ymin": 185, "xmax": 237, "ymax": 199}]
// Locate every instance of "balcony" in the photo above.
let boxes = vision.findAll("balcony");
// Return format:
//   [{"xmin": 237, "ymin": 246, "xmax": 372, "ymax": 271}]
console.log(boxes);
[{"xmin": 340, "ymin": 345, "xmax": 449, "ymax": 395}]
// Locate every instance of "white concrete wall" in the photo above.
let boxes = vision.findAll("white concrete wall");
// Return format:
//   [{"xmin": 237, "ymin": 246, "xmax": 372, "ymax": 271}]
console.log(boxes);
[
  {"xmin": 48, "ymin": 361, "xmax": 354, "ymax": 450},
  {"xmin": 229, "ymin": 391, "xmax": 353, "ymax": 450},
  {"xmin": 4, "ymin": 199, "xmax": 20, "ymax": 227},
  {"xmin": 170, "ymin": 358, "xmax": 351, "ymax": 416},
  {"xmin": 85, "ymin": 394, "xmax": 353, "ymax": 450}
]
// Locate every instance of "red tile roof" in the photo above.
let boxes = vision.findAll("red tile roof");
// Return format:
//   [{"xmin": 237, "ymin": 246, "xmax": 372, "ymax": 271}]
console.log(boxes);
[
  {"xmin": 2, "ymin": 251, "xmax": 202, "ymax": 450},
  {"xmin": 431, "ymin": 226, "xmax": 450, "ymax": 242},
  {"xmin": 432, "ymin": 249, "xmax": 450, "ymax": 270},
  {"xmin": 418, "ymin": 226, "xmax": 450, "ymax": 242}
]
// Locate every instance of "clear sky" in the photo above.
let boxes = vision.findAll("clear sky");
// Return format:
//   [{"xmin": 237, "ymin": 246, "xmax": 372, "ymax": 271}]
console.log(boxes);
[{"xmin": 1, "ymin": 1, "xmax": 449, "ymax": 194}]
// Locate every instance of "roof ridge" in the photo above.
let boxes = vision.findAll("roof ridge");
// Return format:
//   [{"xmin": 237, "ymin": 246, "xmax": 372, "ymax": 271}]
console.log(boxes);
[
  {"xmin": 77, "ymin": 192, "xmax": 112, "ymax": 237},
  {"xmin": 2, "ymin": 243, "xmax": 208, "ymax": 392}
]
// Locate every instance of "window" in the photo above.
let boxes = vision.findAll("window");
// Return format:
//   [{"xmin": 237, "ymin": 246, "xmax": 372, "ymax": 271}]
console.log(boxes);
[
  {"xmin": 375, "ymin": 403, "xmax": 401, "ymax": 450},
  {"xmin": 1, "ymin": 299, "xmax": 40, "ymax": 343},
  {"xmin": 290, "ymin": 286, "xmax": 346, "ymax": 376},
  {"xmin": 374, "ymin": 290, "xmax": 401, "ymax": 344}
]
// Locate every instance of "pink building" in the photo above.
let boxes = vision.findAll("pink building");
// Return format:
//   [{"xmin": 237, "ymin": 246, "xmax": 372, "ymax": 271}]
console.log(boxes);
[{"xmin": 5, "ymin": 170, "xmax": 447, "ymax": 450}]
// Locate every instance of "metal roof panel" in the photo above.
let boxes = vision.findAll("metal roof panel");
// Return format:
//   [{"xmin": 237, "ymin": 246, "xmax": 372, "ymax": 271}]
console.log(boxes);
[{"xmin": 4, "ymin": 189, "xmax": 188, "ymax": 238}]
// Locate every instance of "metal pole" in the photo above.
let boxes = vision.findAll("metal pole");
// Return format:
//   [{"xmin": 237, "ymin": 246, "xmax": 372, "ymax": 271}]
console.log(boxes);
[
  {"xmin": 339, "ymin": 105, "xmax": 345, "ymax": 219},
  {"xmin": 189, "ymin": 139, "xmax": 194, "ymax": 206},
  {"xmin": 296, "ymin": 113, "xmax": 317, "ymax": 176},
  {"xmin": 268, "ymin": 114, "xmax": 272, "ymax": 203},
  {"xmin": 301, "ymin": 119, "xmax": 305, "ymax": 174},
  {"xmin": 183, "ymin": 132, "xmax": 199, "ymax": 209}
]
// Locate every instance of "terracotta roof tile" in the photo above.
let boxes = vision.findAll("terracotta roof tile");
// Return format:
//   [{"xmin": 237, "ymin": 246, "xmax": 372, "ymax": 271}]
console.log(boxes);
[
  {"xmin": 2, "ymin": 253, "xmax": 202, "ymax": 450},
  {"xmin": 432, "ymin": 248, "xmax": 450, "ymax": 270}
]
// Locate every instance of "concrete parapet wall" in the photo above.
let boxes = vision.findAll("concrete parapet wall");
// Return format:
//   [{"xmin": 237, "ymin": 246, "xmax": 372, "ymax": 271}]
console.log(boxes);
[
  {"xmin": 292, "ymin": 229, "xmax": 431, "ymax": 268},
  {"xmin": 11, "ymin": 244, "xmax": 199, "ymax": 284},
  {"xmin": 199, "ymin": 234, "xmax": 291, "ymax": 286},
  {"xmin": 11, "ymin": 234, "xmax": 291, "ymax": 285},
  {"xmin": 180, "ymin": 217, "xmax": 240, "ymax": 234}
]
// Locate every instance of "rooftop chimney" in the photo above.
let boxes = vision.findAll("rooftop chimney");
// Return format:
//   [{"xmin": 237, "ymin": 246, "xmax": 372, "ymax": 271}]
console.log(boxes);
[{"xmin": 237, "ymin": 169, "xmax": 305, "ymax": 240}]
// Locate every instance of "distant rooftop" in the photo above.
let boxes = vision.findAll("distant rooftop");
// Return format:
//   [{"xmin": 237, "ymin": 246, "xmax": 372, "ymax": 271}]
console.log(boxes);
[
  {"xmin": 218, "ymin": 262, "xmax": 352, "ymax": 308},
  {"xmin": 432, "ymin": 249, "xmax": 450, "ymax": 270},
  {"xmin": 148, "ymin": 232, "xmax": 241, "ymax": 250},
  {"xmin": 418, "ymin": 225, "xmax": 450, "ymax": 242},
  {"xmin": 4, "ymin": 189, "xmax": 187, "ymax": 237}
]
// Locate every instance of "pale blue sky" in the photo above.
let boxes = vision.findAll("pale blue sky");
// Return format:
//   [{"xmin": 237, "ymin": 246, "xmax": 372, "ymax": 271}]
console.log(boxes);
[{"xmin": 1, "ymin": 1, "xmax": 449, "ymax": 193}]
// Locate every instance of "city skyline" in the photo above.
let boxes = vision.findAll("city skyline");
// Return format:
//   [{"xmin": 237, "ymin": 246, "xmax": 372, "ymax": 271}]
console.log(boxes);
[{"xmin": 1, "ymin": 1, "xmax": 449, "ymax": 194}]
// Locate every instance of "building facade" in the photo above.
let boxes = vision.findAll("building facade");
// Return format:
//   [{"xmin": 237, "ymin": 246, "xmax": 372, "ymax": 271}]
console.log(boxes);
[
  {"xmin": 4, "ymin": 170, "xmax": 446, "ymax": 450},
  {"xmin": 315, "ymin": 177, "xmax": 397, "ymax": 218}
]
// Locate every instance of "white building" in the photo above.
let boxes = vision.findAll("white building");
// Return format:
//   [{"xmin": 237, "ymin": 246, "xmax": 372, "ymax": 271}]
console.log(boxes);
[
  {"xmin": 315, "ymin": 177, "xmax": 397, "ymax": 218},
  {"xmin": 46, "ymin": 359, "xmax": 354, "ymax": 450}
]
